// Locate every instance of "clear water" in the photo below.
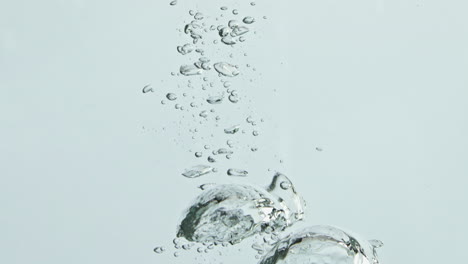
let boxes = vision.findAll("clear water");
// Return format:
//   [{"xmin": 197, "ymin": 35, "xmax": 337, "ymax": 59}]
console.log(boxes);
[{"xmin": 152, "ymin": 1, "xmax": 382, "ymax": 263}]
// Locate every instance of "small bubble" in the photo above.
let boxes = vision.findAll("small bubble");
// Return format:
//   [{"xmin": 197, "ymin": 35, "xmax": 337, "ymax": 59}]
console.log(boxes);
[
  {"xmin": 207, "ymin": 95, "xmax": 224, "ymax": 104},
  {"xmin": 199, "ymin": 111, "xmax": 208, "ymax": 118},
  {"xmin": 228, "ymin": 94, "xmax": 239, "ymax": 103},
  {"xmin": 227, "ymin": 168, "xmax": 248, "ymax": 177},
  {"xmin": 197, "ymin": 247, "xmax": 204, "ymax": 253},
  {"xmin": 243, "ymin": 16, "xmax": 255, "ymax": 24},
  {"xmin": 153, "ymin": 246, "xmax": 166, "ymax": 254},
  {"xmin": 223, "ymin": 81, "xmax": 231, "ymax": 88},
  {"xmin": 251, "ymin": 147, "xmax": 258, "ymax": 152},
  {"xmin": 177, "ymin": 44, "xmax": 194, "ymax": 55},
  {"xmin": 232, "ymin": 9, "xmax": 239, "ymax": 15},
  {"xmin": 161, "ymin": 100, "xmax": 166, "ymax": 105},
  {"xmin": 280, "ymin": 181, "xmax": 291, "ymax": 190},
  {"xmin": 228, "ymin": 20, "xmax": 240, "ymax": 28},
  {"xmin": 194, "ymin": 12, "xmax": 204, "ymax": 20},
  {"xmin": 174, "ymin": 252, "xmax": 180, "ymax": 257},
  {"xmin": 195, "ymin": 152, "xmax": 203, "ymax": 158},
  {"xmin": 199, "ymin": 183, "xmax": 216, "ymax": 190},
  {"xmin": 214, "ymin": 62, "xmax": 240, "ymax": 77},
  {"xmin": 180, "ymin": 64, "xmax": 203, "ymax": 76},
  {"xmin": 253, "ymin": 130, "xmax": 259, "ymax": 136},
  {"xmin": 169, "ymin": 0, "xmax": 177, "ymax": 6},
  {"xmin": 208, "ymin": 156, "xmax": 216, "ymax": 163},
  {"xmin": 224, "ymin": 125, "xmax": 240, "ymax": 134},
  {"xmin": 142, "ymin": 84, "xmax": 153, "ymax": 93},
  {"xmin": 204, "ymin": 145, "xmax": 210, "ymax": 149},
  {"xmin": 182, "ymin": 244, "xmax": 191, "ymax": 250},
  {"xmin": 182, "ymin": 165, "xmax": 213, "ymax": 178},
  {"xmin": 251, "ymin": 2, "xmax": 256, "ymax": 6},
  {"xmin": 189, "ymin": 10, "xmax": 195, "ymax": 16},
  {"xmin": 220, "ymin": 6, "xmax": 228, "ymax": 11}
]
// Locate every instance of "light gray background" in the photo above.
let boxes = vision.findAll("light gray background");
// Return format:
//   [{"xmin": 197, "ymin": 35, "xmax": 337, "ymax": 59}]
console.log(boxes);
[{"xmin": 1, "ymin": 0, "xmax": 467, "ymax": 264}]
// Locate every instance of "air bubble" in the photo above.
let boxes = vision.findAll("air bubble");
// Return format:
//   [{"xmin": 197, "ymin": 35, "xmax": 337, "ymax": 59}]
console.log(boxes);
[
  {"xmin": 259, "ymin": 226, "xmax": 382, "ymax": 264},
  {"xmin": 142, "ymin": 84, "xmax": 153, "ymax": 93},
  {"xmin": 214, "ymin": 62, "xmax": 240, "ymax": 77},
  {"xmin": 228, "ymin": 94, "xmax": 239, "ymax": 103},
  {"xmin": 180, "ymin": 64, "xmax": 203, "ymax": 76},
  {"xmin": 207, "ymin": 95, "xmax": 224, "ymax": 104},
  {"xmin": 182, "ymin": 165, "xmax": 213, "ymax": 178},
  {"xmin": 177, "ymin": 44, "xmax": 194, "ymax": 55},
  {"xmin": 153, "ymin": 246, "xmax": 166, "ymax": 254},
  {"xmin": 227, "ymin": 168, "xmax": 248, "ymax": 177},
  {"xmin": 280, "ymin": 181, "xmax": 291, "ymax": 190},
  {"xmin": 177, "ymin": 174, "xmax": 305, "ymax": 244},
  {"xmin": 166, "ymin": 93, "xmax": 177, "ymax": 101},
  {"xmin": 224, "ymin": 125, "xmax": 240, "ymax": 134},
  {"xmin": 243, "ymin": 16, "xmax": 255, "ymax": 24}
]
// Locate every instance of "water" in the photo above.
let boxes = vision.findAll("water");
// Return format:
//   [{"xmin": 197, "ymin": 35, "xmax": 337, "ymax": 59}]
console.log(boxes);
[
  {"xmin": 154, "ymin": 2, "xmax": 383, "ymax": 262},
  {"xmin": 259, "ymin": 226, "xmax": 383, "ymax": 264},
  {"xmin": 176, "ymin": 174, "xmax": 306, "ymax": 244}
]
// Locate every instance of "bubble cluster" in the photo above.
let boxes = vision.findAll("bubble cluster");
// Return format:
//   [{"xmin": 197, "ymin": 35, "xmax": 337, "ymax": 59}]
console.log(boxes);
[{"xmin": 153, "ymin": 2, "xmax": 383, "ymax": 263}]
